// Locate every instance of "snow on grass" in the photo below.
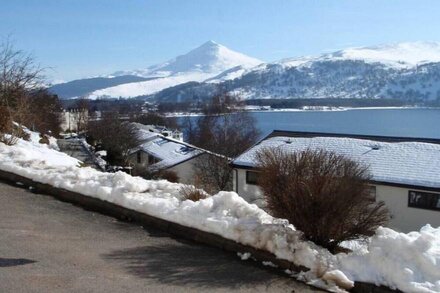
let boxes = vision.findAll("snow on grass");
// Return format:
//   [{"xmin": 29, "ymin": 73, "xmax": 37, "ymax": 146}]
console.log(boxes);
[{"xmin": 0, "ymin": 134, "xmax": 439, "ymax": 292}]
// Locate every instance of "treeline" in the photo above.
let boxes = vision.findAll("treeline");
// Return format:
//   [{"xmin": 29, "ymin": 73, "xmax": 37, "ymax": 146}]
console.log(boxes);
[
  {"xmin": 61, "ymin": 98, "xmax": 145, "ymax": 115},
  {"xmin": 245, "ymin": 98, "xmax": 422, "ymax": 108}
]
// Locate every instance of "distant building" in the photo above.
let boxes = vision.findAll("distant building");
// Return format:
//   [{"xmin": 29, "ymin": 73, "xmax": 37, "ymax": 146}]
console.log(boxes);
[
  {"xmin": 231, "ymin": 130, "xmax": 440, "ymax": 232},
  {"xmin": 60, "ymin": 108, "xmax": 88, "ymax": 132},
  {"xmin": 132, "ymin": 123, "xmax": 184, "ymax": 142},
  {"xmin": 127, "ymin": 123, "xmax": 217, "ymax": 185}
]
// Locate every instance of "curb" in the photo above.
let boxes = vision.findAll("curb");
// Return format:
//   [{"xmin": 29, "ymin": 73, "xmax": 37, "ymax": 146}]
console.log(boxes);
[{"xmin": 0, "ymin": 169, "xmax": 398, "ymax": 293}]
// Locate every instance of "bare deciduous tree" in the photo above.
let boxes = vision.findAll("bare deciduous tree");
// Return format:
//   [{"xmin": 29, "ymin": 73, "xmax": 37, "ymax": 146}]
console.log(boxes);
[
  {"xmin": 28, "ymin": 89, "xmax": 62, "ymax": 136},
  {"xmin": 74, "ymin": 97, "xmax": 90, "ymax": 133},
  {"xmin": 87, "ymin": 112, "xmax": 140, "ymax": 166},
  {"xmin": 193, "ymin": 155, "xmax": 232, "ymax": 192},
  {"xmin": 256, "ymin": 148, "xmax": 389, "ymax": 252},
  {"xmin": 186, "ymin": 93, "xmax": 260, "ymax": 192},
  {"xmin": 0, "ymin": 38, "xmax": 44, "ymax": 144}
]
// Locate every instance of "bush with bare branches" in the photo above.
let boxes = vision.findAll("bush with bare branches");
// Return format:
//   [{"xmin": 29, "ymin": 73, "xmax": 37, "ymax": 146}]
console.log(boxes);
[
  {"xmin": 180, "ymin": 185, "xmax": 209, "ymax": 202},
  {"xmin": 132, "ymin": 166, "xmax": 180, "ymax": 183},
  {"xmin": 158, "ymin": 170, "xmax": 180, "ymax": 183},
  {"xmin": 256, "ymin": 148, "xmax": 389, "ymax": 252}
]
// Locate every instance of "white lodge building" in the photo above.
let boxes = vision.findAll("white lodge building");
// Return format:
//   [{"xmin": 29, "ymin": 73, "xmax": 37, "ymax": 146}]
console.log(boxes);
[{"xmin": 231, "ymin": 130, "xmax": 440, "ymax": 233}]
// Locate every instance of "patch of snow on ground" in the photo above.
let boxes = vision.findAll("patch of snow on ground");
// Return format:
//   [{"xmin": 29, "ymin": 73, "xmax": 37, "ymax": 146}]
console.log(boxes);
[{"xmin": 237, "ymin": 252, "xmax": 252, "ymax": 260}]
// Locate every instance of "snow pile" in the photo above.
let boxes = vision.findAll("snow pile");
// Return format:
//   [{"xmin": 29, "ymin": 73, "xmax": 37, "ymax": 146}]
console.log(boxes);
[
  {"xmin": 1, "ymin": 135, "xmax": 439, "ymax": 292},
  {"xmin": 338, "ymin": 226, "xmax": 440, "ymax": 292},
  {"xmin": 0, "ymin": 136, "xmax": 79, "ymax": 171},
  {"xmin": 0, "ymin": 135, "xmax": 333, "ymax": 275}
]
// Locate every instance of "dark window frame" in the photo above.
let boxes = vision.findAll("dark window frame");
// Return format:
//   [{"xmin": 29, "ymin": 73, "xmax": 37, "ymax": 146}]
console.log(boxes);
[
  {"xmin": 136, "ymin": 152, "xmax": 142, "ymax": 164},
  {"xmin": 148, "ymin": 154, "xmax": 159, "ymax": 165},
  {"xmin": 408, "ymin": 190, "xmax": 440, "ymax": 211},
  {"xmin": 246, "ymin": 171, "xmax": 259, "ymax": 185}
]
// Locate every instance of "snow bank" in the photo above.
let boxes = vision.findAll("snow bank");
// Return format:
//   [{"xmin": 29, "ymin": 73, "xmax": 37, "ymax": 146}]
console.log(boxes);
[
  {"xmin": 1, "ymin": 135, "xmax": 439, "ymax": 293},
  {"xmin": 338, "ymin": 226, "xmax": 440, "ymax": 292}
]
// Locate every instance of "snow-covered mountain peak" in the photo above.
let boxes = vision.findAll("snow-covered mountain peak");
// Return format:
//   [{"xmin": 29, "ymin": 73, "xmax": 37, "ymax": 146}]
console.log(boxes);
[
  {"xmin": 198, "ymin": 40, "xmax": 221, "ymax": 49},
  {"xmin": 108, "ymin": 41, "xmax": 262, "ymax": 78},
  {"xmin": 86, "ymin": 41, "xmax": 262, "ymax": 99},
  {"xmin": 149, "ymin": 40, "xmax": 262, "ymax": 75}
]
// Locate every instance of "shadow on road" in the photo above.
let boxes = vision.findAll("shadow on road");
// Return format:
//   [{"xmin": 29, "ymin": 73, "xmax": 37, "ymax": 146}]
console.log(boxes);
[
  {"xmin": 103, "ymin": 244, "xmax": 290, "ymax": 290},
  {"xmin": 0, "ymin": 258, "xmax": 36, "ymax": 267}
]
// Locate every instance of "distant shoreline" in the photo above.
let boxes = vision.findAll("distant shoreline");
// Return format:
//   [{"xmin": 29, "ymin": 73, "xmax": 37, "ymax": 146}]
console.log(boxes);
[
  {"xmin": 246, "ymin": 105, "xmax": 439, "ymax": 113},
  {"xmin": 165, "ymin": 106, "xmax": 439, "ymax": 117}
]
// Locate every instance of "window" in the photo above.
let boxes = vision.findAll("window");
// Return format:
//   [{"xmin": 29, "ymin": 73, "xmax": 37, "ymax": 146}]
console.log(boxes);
[
  {"xmin": 246, "ymin": 171, "xmax": 259, "ymax": 185},
  {"xmin": 136, "ymin": 152, "xmax": 142, "ymax": 164},
  {"xmin": 148, "ymin": 155, "xmax": 159, "ymax": 165},
  {"xmin": 408, "ymin": 190, "xmax": 440, "ymax": 211}
]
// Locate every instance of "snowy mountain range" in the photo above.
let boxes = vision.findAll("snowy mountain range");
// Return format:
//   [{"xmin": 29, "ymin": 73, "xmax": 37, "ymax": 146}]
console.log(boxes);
[
  {"xmin": 50, "ymin": 41, "xmax": 440, "ymax": 102},
  {"xmin": 50, "ymin": 41, "xmax": 262, "ymax": 99}
]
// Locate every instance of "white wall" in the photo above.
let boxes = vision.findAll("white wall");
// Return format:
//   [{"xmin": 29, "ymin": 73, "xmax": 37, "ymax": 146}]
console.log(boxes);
[
  {"xmin": 233, "ymin": 167, "xmax": 440, "ymax": 233},
  {"xmin": 169, "ymin": 157, "xmax": 198, "ymax": 185},
  {"xmin": 60, "ymin": 110, "xmax": 88, "ymax": 132},
  {"xmin": 233, "ymin": 169, "xmax": 264, "ymax": 204},
  {"xmin": 376, "ymin": 185, "xmax": 440, "ymax": 232},
  {"xmin": 128, "ymin": 151, "xmax": 149, "ymax": 170},
  {"xmin": 129, "ymin": 152, "xmax": 209, "ymax": 186}
]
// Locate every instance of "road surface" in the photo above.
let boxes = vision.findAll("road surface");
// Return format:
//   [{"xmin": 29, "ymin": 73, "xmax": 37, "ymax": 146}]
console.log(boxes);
[{"xmin": 0, "ymin": 181, "xmax": 321, "ymax": 293}]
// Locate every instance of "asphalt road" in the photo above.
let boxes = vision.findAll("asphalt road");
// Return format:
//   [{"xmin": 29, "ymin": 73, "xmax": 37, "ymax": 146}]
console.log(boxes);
[{"xmin": 0, "ymin": 181, "xmax": 321, "ymax": 293}]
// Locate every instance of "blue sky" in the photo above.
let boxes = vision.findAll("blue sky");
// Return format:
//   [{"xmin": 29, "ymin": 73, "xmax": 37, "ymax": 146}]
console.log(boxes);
[{"xmin": 2, "ymin": 0, "xmax": 440, "ymax": 81}]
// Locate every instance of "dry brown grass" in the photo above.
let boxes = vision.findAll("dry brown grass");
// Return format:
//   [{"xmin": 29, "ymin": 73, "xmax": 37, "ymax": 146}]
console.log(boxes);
[{"xmin": 180, "ymin": 185, "xmax": 209, "ymax": 202}]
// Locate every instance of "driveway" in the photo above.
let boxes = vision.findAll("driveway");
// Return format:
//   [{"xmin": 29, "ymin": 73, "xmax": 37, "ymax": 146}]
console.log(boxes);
[
  {"xmin": 57, "ymin": 138, "xmax": 100, "ymax": 169},
  {"xmin": 0, "ymin": 181, "xmax": 321, "ymax": 292}
]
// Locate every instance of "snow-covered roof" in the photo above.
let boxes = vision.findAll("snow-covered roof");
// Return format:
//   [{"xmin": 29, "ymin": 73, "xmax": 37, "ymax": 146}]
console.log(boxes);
[
  {"xmin": 130, "ymin": 123, "xmax": 203, "ymax": 170},
  {"xmin": 232, "ymin": 134, "xmax": 440, "ymax": 189},
  {"xmin": 138, "ymin": 136, "xmax": 203, "ymax": 170}
]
